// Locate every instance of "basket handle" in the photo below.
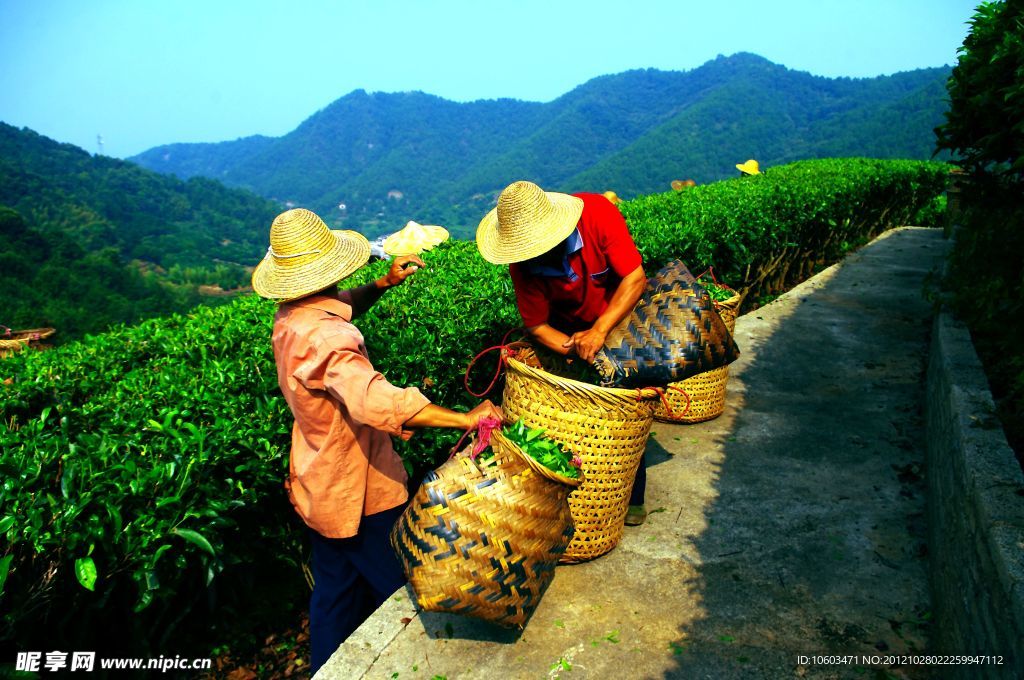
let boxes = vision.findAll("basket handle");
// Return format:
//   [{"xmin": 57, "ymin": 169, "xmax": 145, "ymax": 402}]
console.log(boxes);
[
  {"xmin": 463, "ymin": 328, "xmax": 527, "ymax": 398},
  {"xmin": 646, "ymin": 385, "xmax": 692, "ymax": 419},
  {"xmin": 695, "ymin": 265, "xmax": 739, "ymax": 296}
]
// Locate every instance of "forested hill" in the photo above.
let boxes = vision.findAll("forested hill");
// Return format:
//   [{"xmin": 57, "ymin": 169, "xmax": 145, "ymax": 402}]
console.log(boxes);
[
  {"xmin": 0, "ymin": 123, "xmax": 280, "ymax": 340},
  {"xmin": 131, "ymin": 53, "xmax": 951, "ymax": 238}
]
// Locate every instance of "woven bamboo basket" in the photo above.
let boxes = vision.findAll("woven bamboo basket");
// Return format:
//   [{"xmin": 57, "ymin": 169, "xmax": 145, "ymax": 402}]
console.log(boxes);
[
  {"xmin": 654, "ymin": 294, "xmax": 742, "ymax": 423},
  {"xmin": 390, "ymin": 429, "xmax": 578, "ymax": 627},
  {"xmin": 502, "ymin": 346, "xmax": 659, "ymax": 563},
  {"xmin": 0, "ymin": 328, "xmax": 56, "ymax": 358}
]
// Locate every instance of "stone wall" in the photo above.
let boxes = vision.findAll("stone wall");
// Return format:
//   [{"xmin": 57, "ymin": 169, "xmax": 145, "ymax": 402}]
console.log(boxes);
[{"xmin": 926, "ymin": 311, "xmax": 1024, "ymax": 678}]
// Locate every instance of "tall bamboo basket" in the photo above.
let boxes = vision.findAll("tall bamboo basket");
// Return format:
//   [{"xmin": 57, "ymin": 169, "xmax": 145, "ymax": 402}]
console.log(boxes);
[
  {"xmin": 502, "ymin": 346, "xmax": 659, "ymax": 563},
  {"xmin": 653, "ymin": 294, "xmax": 742, "ymax": 423},
  {"xmin": 390, "ymin": 430, "xmax": 578, "ymax": 627}
]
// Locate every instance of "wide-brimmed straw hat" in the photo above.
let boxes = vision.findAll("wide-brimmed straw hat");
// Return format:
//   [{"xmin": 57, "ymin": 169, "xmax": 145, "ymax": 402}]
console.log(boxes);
[
  {"xmin": 736, "ymin": 159, "xmax": 761, "ymax": 175},
  {"xmin": 252, "ymin": 208, "xmax": 370, "ymax": 301},
  {"xmin": 476, "ymin": 181, "xmax": 584, "ymax": 265}
]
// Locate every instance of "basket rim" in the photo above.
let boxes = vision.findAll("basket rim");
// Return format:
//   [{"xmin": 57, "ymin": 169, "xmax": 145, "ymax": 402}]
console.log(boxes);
[
  {"xmin": 490, "ymin": 427, "xmax": 582, "ymax": 487},
  {"xmin": 503, "ymin": 346, "xmax": 662, "ymax": 404},
  {"xmin": 2, "ymin": 327, "xmax": 56, "ymax": 341},
  {"xmin": 713, "ymin": 292, "xmax": 744, "ymax": 311}
]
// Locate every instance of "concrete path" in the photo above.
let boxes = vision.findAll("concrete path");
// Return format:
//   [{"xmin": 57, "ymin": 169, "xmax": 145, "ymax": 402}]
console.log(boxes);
[{"xmin": 318, "ymin": 227, "xmax": 950, "ymax": 680}]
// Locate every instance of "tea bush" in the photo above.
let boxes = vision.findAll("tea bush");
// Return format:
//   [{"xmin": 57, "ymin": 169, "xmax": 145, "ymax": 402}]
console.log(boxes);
[
  {"xmin": 0, "ymin": 157, "xmax": 948, "ymax": 649},
  {"xmin": 621, "ymin": 157, "xmax": 949, "ymax": 301}
]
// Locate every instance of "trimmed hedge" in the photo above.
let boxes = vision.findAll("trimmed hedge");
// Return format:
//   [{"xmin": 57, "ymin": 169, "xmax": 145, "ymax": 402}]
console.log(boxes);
[
  {"xmin": 0, "ymin": 157, "xmax": 948, "ymax": 650},
  {"xmin": 623, "ymin": 157, "xmax": 949, "ymax": 302}
]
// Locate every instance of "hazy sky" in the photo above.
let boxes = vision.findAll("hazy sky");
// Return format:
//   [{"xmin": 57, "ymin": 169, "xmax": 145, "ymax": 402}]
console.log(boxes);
[{"xmin": 0, "ymin": 0, "xmax": 979, "ymax": 159}]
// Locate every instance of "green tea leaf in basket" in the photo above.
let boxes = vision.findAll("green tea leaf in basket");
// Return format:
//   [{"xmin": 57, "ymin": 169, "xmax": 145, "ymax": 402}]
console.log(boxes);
[{"xmin": 503, "ymin": 419, "xmax": 580, "ymax": 479}]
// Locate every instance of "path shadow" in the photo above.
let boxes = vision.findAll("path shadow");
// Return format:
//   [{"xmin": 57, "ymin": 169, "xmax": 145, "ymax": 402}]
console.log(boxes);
[{"xmin": 656, "ymin": 230, "xmax": 944, "ymax": 677}]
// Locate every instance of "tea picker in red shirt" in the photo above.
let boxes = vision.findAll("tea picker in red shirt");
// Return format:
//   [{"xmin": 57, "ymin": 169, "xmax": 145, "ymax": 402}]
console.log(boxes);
[
  {"xmin": 252, "ymin": 208, "xmax": 500, "ymax": 675},
  {"xmin": 475, "ymin": 180, "xmax": 650, "ymax": 526}
]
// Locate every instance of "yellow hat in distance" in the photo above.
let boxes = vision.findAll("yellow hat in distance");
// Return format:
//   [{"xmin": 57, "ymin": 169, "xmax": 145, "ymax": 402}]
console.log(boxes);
[{"xmin": 736, "ymin": 159, "xmax": 761, "ymax": 175}]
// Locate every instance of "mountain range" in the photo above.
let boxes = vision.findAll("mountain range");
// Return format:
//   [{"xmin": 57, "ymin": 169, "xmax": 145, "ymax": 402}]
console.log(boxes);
[
  {"xmin": 0, "ymin": 123, "xmax": 279, "ymax": 338},
  {"xmin": 131, "ymin": 53, "xmax": 952, "ymax": 238}
]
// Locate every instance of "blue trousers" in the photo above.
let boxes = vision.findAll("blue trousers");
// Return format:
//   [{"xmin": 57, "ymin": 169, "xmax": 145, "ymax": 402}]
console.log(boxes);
[{"xmin": 308, "ymin": 504, "xmax": 407, "ymax": 674}]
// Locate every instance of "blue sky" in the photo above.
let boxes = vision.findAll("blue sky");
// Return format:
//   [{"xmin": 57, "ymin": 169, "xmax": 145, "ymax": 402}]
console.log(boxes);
[{"xmin": 0, "ymin": 0, "xmax": 980, "ymax": 159}]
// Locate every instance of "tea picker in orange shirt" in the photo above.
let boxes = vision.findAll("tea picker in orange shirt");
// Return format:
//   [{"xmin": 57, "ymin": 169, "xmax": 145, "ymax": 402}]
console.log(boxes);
[
  {"xmin": 252, "ymin": 208, "xmax": 501, "ymax": 675},
  {"xmin": 475, "ymin": 181, "xmax": 650, "ymax": 526}
]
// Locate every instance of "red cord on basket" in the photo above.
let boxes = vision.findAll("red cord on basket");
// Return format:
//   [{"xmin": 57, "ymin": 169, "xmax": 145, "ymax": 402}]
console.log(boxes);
[
  {"xmin": 666, "ymin": 385, "xmax": 692, "ymax": 417},
  {"xmin": 463, "ymin": 328, "xmax": 524, "ymax": 398},
  {"xmin": 645, "ymin": 385, "xmax": 692, "ymax": 420},
  {"xmin": 638, "ymin": 386, "xmax": 690, "ymax": 420},
  {"xmin": 464, "ymin": 345, "xmax": 510, "ymax": 398},
  {"xmin": 695, "ymin": 265, "xmax": 738, "ymax": 296}
]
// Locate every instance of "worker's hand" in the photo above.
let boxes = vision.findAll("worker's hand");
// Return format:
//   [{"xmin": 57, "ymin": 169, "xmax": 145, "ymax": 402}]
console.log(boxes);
[
  {"xmin": 382, "ymin": 255, "xmax": 426, "ymax": 287},
  {"xmin": 562, "ymin": 327, "xmax": 608, "ymax": 363},
  {"xmin": 464, "ymin": 400, "xmax": 502, "ymax": 430}
]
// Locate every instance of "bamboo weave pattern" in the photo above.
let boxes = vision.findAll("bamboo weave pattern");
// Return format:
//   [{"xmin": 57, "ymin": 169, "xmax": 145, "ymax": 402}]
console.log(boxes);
[
  {"xmin": 654, "ymin": 293, "xmax": 743, "ymax": 423},
  {"xmin": 502, "ymin": 347, "xmax": 658, "ymax": 562},
  {"xmin": 595, "ymin": 260, "xmax": 740, "ymax": 387},
  {"xmin": 390, "ymin": 431, "xmax": 576, "ymax": 627}
]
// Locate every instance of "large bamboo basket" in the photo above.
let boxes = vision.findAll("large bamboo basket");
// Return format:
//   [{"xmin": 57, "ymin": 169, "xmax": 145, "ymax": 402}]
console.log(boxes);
[
  {"xmin": 390, "ymin": 430, "xmax": 578, "ymax": 627},
  {"xmin": 654, "ymin": 294, "xmax": 743, "ymax": 423},
  {"xmin": 502, "ymin": 346, "xmax": 659, "ymax": 563}
]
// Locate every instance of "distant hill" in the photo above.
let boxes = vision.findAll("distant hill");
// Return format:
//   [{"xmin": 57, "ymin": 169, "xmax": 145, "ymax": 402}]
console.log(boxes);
[
  {"xmin": 132, "ymin": 53, "xmax": 951, "ymax": 238},
  {"xmin": 0, "ymin": 123, "xmax": 281, "ymax": 339}
]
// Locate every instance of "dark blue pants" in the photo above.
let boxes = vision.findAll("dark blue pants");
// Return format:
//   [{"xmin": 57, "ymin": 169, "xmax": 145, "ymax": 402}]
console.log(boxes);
[
  {"xmin": 629, "ymin": 450, "xmax": 646, "ymax": 505},
  {"xmin": 308, "ymin": 504, "xmax": 407, "ymax": 674}
]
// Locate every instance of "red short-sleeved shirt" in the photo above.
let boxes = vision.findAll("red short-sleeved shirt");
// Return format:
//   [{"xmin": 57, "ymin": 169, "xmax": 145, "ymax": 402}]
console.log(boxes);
[{"xmin": 509, "ymin": 193, "xmax": 642, "ymax": 332}]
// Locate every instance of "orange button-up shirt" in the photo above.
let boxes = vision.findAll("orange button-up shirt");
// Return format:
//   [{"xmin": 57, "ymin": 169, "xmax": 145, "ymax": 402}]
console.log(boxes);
[{"xmin": 271, "ymin": 293, "xmax": 430, "ymax": 538}]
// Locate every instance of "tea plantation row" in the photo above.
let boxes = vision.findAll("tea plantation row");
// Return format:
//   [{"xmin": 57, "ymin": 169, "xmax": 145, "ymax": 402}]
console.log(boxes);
[{"xmin": 0, "ymin": 157, "xmax": 948, "ymax": 651}]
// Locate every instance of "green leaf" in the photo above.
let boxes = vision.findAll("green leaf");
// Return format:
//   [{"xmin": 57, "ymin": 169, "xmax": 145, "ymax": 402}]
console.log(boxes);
[
  {"xmin": 171, "ymin": 528, "xmax": 216, "ymax": 556},
  {"xmin": 0, "ymin": 555, "xmax": 12, "ymax": 596},
  {"xmin": 0, "ymin": 516, "xmax": 15, "ymax": 534},
  {"xmin": 149, "ymin": 543, "xmax": 173, "ymax": 568},
  {"xmin": 60, "ymin": 464, "xmax": 76, "ymax": 499},
  {"xmin": 133, "ymin": 590, "xmax": 154, "ymax": 613},
  {"xmin": 75, "ymin": 556, "xmax": 97, "ymax": 592}
]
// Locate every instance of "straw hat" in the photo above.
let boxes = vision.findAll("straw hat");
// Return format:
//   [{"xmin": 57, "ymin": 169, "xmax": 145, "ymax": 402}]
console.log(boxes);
[
  {"xmin": 476, "ymin": 181, "xmax": 584, "ymax": 265},
  {"xmin": 252, "ymin": 208, "xmax": 370, "ymax": 301},
  {"xmin": 603, "ymin": 190, "xmax": 622, "ymax": 205},
  {"xmin": 736, "ymin": 159, "xmax": 761, "ymax": 175}
]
